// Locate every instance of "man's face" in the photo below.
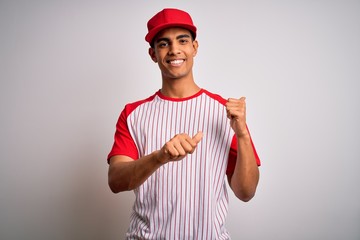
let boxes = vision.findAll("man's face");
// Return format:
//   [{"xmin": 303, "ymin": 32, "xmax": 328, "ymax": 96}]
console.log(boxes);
[{"xmin": 149, "ymin": 27, "xmax": 198, "ymax": 81}]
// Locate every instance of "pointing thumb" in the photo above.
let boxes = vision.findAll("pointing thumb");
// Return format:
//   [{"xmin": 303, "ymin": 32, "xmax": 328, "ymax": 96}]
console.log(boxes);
[{"xmin": 192, "ymin": 131, "xmax": 203, "ymax": 143}]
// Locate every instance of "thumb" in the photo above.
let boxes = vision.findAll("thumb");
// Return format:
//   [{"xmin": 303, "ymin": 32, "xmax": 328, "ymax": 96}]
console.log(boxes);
[{"xmin": 192, "ymin": 131, "xmax": 203, "ymax": 143}]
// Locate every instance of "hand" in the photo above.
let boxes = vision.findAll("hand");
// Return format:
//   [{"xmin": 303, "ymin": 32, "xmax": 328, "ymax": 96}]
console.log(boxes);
[
  {"xmin": 226, "ymin": 97, "xmax": 249, "ymax": 138},
  {"xmin": 156, "ymin": 131, "xmax": 203, "ymax": 164}
]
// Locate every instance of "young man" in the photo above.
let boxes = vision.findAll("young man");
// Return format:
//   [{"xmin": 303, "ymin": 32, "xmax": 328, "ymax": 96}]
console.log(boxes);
[{"xmin": 107, "ymin": 8, "xmax": 261, "ymax": 239}]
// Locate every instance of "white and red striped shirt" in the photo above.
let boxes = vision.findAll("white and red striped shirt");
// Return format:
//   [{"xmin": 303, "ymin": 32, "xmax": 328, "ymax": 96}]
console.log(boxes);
[{"xmin": 108, "ymin": 89, "xmax": 260, "ymax": 240}]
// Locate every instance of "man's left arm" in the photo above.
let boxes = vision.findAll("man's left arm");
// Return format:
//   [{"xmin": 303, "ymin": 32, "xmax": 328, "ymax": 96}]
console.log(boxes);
[{"xmin": 226, "ymin": 97, "xmax": 260, "ymax": 202}]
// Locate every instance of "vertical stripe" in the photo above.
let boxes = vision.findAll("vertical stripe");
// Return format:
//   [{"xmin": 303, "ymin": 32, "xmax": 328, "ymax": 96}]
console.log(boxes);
[{"xmin": 126, "ymin": 92, "xmax": 233, "ymax": 239}]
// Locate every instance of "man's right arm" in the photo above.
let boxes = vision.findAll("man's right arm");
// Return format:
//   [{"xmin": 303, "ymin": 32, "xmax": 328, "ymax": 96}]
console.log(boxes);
[
  {"xmin": 108, "ymin": 152, "xmax": 164, "ymax": 193},
  {"xmin": 108, "ymin": 132, "xmax": 203, "ymax": 193}
]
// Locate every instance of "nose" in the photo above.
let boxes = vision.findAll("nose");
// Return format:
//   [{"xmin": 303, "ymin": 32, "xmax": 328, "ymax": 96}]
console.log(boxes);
[{"xmin": 168, "ymin": 42, "xmax": 181, "ymax": 55}]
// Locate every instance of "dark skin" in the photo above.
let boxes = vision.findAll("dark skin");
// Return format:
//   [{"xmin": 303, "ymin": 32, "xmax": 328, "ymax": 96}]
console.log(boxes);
[{"xmin": 108, "ymin": 27, "xmax": 259, "ymax": 201}]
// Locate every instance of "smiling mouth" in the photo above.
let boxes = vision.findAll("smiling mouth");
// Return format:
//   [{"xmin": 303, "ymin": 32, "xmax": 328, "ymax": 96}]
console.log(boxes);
[{"xmin": 167, "ymin": 59, "xmax": 184, "ymax": 66}]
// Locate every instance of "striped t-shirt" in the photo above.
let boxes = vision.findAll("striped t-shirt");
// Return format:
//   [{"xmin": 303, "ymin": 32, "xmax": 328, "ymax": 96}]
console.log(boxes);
[{"xmin": 108, "ymin": 89, "xmax": 260, "ymax": 240}]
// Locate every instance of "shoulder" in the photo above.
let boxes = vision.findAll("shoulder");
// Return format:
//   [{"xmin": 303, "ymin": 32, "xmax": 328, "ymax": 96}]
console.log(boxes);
[
  {"xmin": 202, "ymin": 89, "xmax": 227, "ymax": 105},
  {"xmin": 122, "ymin": 92, "xmax": 158, "ymax": 116}
]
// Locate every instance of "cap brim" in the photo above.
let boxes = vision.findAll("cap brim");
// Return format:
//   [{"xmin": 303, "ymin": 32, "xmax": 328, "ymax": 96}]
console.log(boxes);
[{"xmin": 145, "ymin": 23, "xmax": 197, "ymax": 43}]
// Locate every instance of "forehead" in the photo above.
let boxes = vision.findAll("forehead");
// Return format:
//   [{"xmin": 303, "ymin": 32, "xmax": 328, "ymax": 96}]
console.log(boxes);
[{"xmin": 154, "ymin": 27, "xmax": 192, "ymax": 41}]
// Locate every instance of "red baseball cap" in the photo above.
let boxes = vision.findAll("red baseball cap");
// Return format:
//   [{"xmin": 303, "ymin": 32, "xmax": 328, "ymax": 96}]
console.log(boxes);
[{"xmin": 145, "ymin": 8, "xmax": 197, "ymax": 44}]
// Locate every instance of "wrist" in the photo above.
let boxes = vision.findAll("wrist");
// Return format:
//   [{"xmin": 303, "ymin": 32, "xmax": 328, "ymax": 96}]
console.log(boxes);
[
  {"xmin": 236, "ymin": 131, "xmax": 251, "ymax": 141},
  {"xmin": 152, "ymin": 150, "xmax": 168, "ymax": 165}
]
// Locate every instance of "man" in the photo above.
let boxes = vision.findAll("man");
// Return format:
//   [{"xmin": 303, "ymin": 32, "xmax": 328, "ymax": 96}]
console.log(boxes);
[{"xmin": 107, "ymin": 8, "xmax": 261, "ymax": 239}]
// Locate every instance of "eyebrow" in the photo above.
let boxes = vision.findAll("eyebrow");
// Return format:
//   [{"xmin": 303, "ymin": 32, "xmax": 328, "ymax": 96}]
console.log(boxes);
[{"xmin": 155, "ymin": 34, "xmax": 191, "ymax": 43}]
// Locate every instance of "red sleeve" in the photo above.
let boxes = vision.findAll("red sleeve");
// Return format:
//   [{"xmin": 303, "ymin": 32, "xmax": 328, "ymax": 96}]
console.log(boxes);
[
  {"xmin": 226, "ymin": 126, "xmax": 261, "ymax": 175},
  {"xmin": 107, "ymin": 106, "xmax": 139, "ymax": 163}
]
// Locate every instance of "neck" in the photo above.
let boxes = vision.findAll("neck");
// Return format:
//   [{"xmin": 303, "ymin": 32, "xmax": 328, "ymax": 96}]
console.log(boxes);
[{"xmin": 161, "ymin": 76, "xmax": 200, "ymax": 98}]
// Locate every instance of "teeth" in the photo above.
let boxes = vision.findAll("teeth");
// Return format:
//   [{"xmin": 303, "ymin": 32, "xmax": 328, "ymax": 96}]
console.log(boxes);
[{"xmin": 170, "ymin": 59, "xmax": 184, "ymax": 65}]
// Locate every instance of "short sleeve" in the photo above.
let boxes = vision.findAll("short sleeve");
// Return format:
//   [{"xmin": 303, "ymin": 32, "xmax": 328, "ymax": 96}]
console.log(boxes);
[{"xmin": 107, "ymin": 107, "xmax": 139, "ymax": 162}]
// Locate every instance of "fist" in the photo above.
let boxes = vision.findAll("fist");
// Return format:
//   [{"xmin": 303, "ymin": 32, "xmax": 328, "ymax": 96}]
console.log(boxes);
[
  {"xmin": 226, "ymin": 97, "xmax": 248, "ymax": 137},
  {"xmin": 157, "ymin": 131, "xmax": 203, "ymax": 163}
]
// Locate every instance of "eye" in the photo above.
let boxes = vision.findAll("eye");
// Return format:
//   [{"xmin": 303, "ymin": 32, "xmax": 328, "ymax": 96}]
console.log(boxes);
[
  {"xmin": 157, "ymin": 41, "xmax": 169, "ymax": 48},
  {"xmin": 179, "ymin": 38, "xmax": 189, "ymax": 44}
]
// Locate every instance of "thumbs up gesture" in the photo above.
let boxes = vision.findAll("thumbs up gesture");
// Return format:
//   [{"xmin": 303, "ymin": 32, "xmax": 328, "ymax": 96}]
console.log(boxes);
[
  {"xmin": 226, "ymin": 97, "xmax": 249, "ymax": 138},
  {"xmin": 157, "ymin": 131, "xmax": 203, "ymax": 163}
]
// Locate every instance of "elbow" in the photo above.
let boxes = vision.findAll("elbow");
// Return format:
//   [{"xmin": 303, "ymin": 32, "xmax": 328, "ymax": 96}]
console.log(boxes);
[
  {"xmin": 108, "ymin": 164, "xmax": 133, "ymax": 193},
  {"xmin": 108, "ymin": 177, "xmax": 131, "ymax": 193},
  {"xmin": 108, "ymin": 180, "xmax": 121, "ymax": 193},
  {"xmin": 231, "ymin": 183, "xmax": 258, "ymax": 202},
  {"xmin": 230, "ymin": 170, "xmax": 260, "ymax": 202},
  {"xmin": 234, "ymin": 190, "xmax": 256, "ymax": 202}
]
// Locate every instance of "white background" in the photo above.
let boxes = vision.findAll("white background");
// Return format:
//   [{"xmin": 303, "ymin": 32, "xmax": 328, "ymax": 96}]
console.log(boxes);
[{"xmin": 1, "ymin": 0, "xmax": 359, "ymax": 239}]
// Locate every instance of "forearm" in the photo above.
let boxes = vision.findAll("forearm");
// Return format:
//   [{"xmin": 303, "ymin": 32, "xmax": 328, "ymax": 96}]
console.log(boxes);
[
  {"xmin": 229, "ymin": 134, "xmax": 259, "ymax": 201},
  {"xmin": 108, "ymin": 151, "xmax": 164, "ymax": 193},
  {"xmin": 108, "ymin": 132, "xmax": 203, "ymax": 193}
]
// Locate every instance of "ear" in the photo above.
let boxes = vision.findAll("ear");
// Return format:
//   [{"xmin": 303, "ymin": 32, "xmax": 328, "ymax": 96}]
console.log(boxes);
[
  {"xmin": 148, "ymin": 47, "xmax": 158, "ymax": 63},
  {"xmin": 192, "ymin": 40, "xmax": 199, "ymax": 57}
]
